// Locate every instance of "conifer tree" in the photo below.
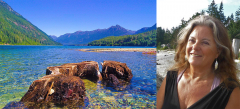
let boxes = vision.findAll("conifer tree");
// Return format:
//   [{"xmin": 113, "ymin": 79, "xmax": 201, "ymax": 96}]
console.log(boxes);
[
  {"xmin": 157, "ymin": 27, "xmax": 165, "ymax": 45},
  {"xmin": 218, "ymin": 1, "xmax": 225, "ymax": 23},
  {"xmin": 206, "ymin": 0, "xmax": 219, "ymax": 19},
  {"xmin": 230, "ymin": 13, "xmax": 234, "ymax": 21},
  {"xmin": 235, "ymin": 6, "xmax": 240, "ymax": 21},
  {"xmin": 200, "ymin": 10, "xmax": 205, "ymax": 15}
]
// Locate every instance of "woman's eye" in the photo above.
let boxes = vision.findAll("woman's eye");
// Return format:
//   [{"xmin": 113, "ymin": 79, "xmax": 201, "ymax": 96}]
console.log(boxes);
[
  {"xmin": 188, "ymin": 39, "xmax": 195, "ymax": 43},
  {"xmin": 203, "ymin": 41, "xmax": 209, "ymax": 45}
]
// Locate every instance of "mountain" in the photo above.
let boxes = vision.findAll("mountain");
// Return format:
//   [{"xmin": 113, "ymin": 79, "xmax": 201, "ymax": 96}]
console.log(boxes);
[
  {"xmin": 0, "ymin": 0, "xmax": 61, "ymax": 45},
  {"xmin": 55, "ymin": 24, "xmax": 156, "ymax": 45},
  {"xmin": 134, "ymin": 24, "xmax": 156, "ymax": 34},
  {"xmin": 56, "ymin": 25, "xmax": 136, "ymax": 45},
  {"xmin": 49, "ymin": 35, "xmax": 58, "ymax": 41}
]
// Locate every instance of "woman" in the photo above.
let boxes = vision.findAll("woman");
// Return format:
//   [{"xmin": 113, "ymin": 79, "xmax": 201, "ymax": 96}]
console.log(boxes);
[{"xmin": 157, "ymin": 15, "xmax": 240, "ymax": 109}]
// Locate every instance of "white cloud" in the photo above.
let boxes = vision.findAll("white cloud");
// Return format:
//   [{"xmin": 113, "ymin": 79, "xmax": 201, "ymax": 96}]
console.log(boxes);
[{"xmin": 157, "ymin": 0, "xmax": 209, "ymax": 29}]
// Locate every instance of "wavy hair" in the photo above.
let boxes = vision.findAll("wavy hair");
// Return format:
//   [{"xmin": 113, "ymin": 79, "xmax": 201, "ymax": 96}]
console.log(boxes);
[{"xmin": 171, "ymin": 15, "xmax": 239, "ymax": 88}]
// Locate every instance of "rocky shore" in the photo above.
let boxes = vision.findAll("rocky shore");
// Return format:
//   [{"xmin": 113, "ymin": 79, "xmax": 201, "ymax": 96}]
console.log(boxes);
[{"xmin": 156, "ymin": 50, "xmax": 175, "ymax": 90}]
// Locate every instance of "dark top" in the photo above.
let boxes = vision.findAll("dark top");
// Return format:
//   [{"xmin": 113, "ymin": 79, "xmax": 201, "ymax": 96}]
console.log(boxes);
[{"xmin": 162, "ymin": 71, "xmax": 237, "ymax": 109}]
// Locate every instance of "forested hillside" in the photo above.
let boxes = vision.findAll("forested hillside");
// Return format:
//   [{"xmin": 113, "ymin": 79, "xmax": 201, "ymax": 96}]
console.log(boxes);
[
  {"xmin": 0, "ymin": 0, "xmax": 61, "ymax": 45},
  {"xmin": 157, "ymin": 0, "xmax": 240, "ymax": 49},
  {"xmin": 88, "ymin": 30, "xmax": 156, "ymax": 46}
]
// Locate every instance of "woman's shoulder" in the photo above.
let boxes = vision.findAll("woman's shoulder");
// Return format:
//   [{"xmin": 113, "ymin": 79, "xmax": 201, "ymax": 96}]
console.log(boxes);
[
  {"xmin": 166, "ymin": 70, "xmax": 181, "ymax": 81},
  {"xmin": 224, "ymin": 77, "xmax": 240, "ymax": 108},
  {"xmin": 167, "ymin": 70, "xmax": 178, "ymax": 74},
  {"xmin": 167, "ymin": 68, "xmax": 186, "ymax": 78},
  {"xmin": 225, "ymin": 87, "xmax": 240, "ymax": 109},
  {"xmin": 166, "ymin": 70, "xmax": 178, "ymax": 77}
]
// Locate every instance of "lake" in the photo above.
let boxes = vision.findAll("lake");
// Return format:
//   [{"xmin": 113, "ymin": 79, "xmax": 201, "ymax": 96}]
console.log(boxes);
[{"xmin": 0, "ymin": 45, "xmax": 156, "ymax": 108}]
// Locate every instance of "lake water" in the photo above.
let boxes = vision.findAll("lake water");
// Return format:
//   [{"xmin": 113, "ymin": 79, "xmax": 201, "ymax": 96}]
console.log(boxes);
[{"xmin": 0, "ymin": 45, "xmax": 156, "ymax": 108}]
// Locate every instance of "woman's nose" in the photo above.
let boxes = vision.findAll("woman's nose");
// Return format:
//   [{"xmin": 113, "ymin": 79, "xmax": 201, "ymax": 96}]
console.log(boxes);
[{"xmin": 192, "ymin": 42, "xmax": 200, "ymax": 50}]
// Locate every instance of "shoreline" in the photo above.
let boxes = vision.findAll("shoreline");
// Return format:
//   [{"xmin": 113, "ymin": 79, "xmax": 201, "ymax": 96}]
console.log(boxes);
[{"xmin": 78, "ymin": 48, "xmax": 156, "ymax": 52}]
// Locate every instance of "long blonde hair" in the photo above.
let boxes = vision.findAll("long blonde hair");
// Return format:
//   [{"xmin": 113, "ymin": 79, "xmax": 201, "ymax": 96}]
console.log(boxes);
[{"xmin": 172, "ymin": 15, "xmax": 239, "ymax": 87}]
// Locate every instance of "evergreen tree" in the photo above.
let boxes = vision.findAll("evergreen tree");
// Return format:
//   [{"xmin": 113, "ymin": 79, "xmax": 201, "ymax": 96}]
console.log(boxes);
[
  {"xmin": 206, "ymin": 0, "xmax": 219, "ymax": 19},
  {"xmin": 235, "ymin": 6, "xmax": 240, "ymax": 21},
  {"xmin": 180, "ymin": 18, "xmax": 187, "ymax": 28},
  {"xmin": 189, "ymin": 12, "xmax": 201, "ymax": 21},
  {"xmin": 200, "ymin": 10, "xmax": 205, "ymax": 15},
  {"xmin": 218, "ymin": 1, "xmax": 225, "ymax": 23},
  {"xmin": 231, "ymin": 13, "xmax": 234, "ymax": 21},
  {"xmin": 157, "ymin": 27, "xmax": 165, "ymax": 48},
  {"xmin": 225, "ymin": 16, "xmax": 232, "ymax": 27}
]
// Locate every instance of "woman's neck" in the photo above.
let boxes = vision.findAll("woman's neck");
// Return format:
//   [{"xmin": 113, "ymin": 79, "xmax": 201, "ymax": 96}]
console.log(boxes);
[{"xmin": 187, "ymin": 65, "xmax": 215, "ymax": 81}]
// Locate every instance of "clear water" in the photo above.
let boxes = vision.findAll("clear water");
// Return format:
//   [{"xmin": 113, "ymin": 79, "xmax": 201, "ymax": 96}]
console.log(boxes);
[{"xmin": 0, "ymin": 45, "xmax": 156, "ymax": 108}]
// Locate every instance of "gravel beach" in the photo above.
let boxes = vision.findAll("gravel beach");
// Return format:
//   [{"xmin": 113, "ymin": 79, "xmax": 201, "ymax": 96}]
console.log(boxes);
[{"xmin": 156, "ymin": 50, "xmax": 175, "ymax": 90}]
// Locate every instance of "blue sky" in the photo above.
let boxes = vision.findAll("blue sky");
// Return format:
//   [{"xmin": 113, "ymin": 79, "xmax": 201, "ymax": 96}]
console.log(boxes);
[
  {"xmin": 157, "ymin": 0, "xmax": 240, "ymax": 29},
  {"xmin": 3, "ymin": 0, "xmax": 156, "ymax": 37}
]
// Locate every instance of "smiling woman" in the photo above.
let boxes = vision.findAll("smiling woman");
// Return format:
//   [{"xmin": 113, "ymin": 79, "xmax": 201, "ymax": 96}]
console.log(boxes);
[
  {"xmin": 186, "ymin": 26, "xmax": 219, "ymax": 68},
  {"xmin": 157, "ymin": 15, "xmax": 240, "ymax": 109}
]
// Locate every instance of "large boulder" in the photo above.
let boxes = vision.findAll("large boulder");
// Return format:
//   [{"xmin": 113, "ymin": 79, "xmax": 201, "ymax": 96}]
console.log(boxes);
[
  {"xmin": 102, "ymin": 61, "xmax": 133, "ymax": 82},
  {"xmin": 46, "ymin": 61, "xmax": 102, "ymax": 81},
  {"xmin": 20, "ymin": 74, "xmax": 86, "ymax": 108},
  {"xmin": 101, "ymin": 61, "xmax": 133, "ymax": 90},
  {"xmin": 46, "ymin": 64, "xmax": 78, "ymax": 76}
]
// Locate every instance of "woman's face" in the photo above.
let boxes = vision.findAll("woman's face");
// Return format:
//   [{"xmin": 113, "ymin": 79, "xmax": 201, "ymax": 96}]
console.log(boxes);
[{"xmin": 186, "ymin": 25, "xmax": 219, "ymax": 68}]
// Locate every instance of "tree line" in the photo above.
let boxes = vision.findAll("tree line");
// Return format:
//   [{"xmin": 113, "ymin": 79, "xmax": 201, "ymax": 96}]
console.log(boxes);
[
  {"xmin": 88, "ymin": 30, "xmax": 156, "ymax": 46},
  {"xmin": 157, "ymin": 0, "xmax": 240, "ymax": 49}
]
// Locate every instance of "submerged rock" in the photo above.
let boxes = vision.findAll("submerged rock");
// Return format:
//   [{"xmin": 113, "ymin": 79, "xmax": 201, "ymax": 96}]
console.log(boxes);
[
  {"xmin": 20, "ymin": 74, "xmax": 86, "ymax": 108},
  {"xmin": 3, "ymin": 101, "xmax": 27, "ymax": 109}
]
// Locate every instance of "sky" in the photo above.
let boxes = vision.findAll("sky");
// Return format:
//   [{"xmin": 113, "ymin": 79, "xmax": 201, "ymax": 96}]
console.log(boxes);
[
  {"xmin": 157, "ymin": 0, "xmax": 240, "ymax": 30},
  {"xmin": 3, "ymin": 0, "xmax": 156, "ymax": 37}
]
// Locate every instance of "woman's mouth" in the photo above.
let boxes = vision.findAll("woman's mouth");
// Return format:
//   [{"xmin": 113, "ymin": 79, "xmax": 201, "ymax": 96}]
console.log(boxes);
[{"xmin": 190, "ymin": 53, "xmax": 201, "ymax": 57}]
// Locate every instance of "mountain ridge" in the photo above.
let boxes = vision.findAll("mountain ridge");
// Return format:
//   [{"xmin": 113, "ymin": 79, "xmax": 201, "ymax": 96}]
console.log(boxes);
[
  {"xmin": 0, "ymin": 0, "xmax": 21, "ymax": 16},
  {"xmin": 55, "ymin": 24, "xmax": 156, "ymax": 45},
  {"xmin": 0, "ymin": 0, "xmax": 61, "ymax": 45}
]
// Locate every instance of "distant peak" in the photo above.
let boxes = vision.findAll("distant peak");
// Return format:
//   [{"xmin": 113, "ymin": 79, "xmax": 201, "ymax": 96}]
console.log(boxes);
[{"xmin": 109, "ymin": 24, "xmax": 123, "ymax": 29}]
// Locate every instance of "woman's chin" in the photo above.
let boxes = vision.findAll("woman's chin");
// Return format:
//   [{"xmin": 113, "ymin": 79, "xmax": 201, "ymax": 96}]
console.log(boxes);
[{"xmin": 189, "ymin": 62, "xmax": 202, "ymax": 67}]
